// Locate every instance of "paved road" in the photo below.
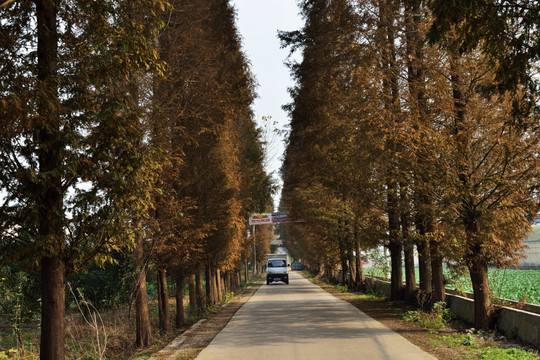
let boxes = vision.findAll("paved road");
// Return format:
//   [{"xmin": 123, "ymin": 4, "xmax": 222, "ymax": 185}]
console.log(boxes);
[{"xmin": 196, "ymin": 272, "xmax": 436, "ymax": 360}]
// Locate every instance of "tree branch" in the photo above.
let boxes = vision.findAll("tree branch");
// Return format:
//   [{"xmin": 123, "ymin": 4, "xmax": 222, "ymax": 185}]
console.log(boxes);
[{"xmin": 0, "ymin": 0, "xmax": 17, "ymax": 9}]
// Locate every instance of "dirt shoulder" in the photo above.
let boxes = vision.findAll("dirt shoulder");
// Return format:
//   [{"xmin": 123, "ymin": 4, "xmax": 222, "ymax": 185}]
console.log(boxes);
[
  {"xmin": 312, "ymin": 276, "xmax": 539, "ymax": 360},
  {"xmin": 162, "ymin": 284, "xmax": 260, "ymax": 360},
  {"xmin": 318, "ymin": 283, "xmax": 476, "ymax": 360}
]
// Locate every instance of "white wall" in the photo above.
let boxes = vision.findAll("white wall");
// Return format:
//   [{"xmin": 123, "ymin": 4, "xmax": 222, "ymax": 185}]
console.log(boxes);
[{"xmin": 519, "ymin": 225, "xmax": 540, "ymax": 268}]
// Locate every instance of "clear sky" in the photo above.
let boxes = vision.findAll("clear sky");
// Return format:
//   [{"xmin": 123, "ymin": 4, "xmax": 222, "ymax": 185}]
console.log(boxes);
[{"xmin": 230, "ymin": 0, "xmax": 304, "ymax": 209}]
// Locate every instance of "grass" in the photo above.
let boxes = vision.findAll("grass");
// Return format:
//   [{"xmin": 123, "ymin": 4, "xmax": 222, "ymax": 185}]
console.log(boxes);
[
  {"xmin": 240, "ymin": 273, "xmax": 265, "ymax": 288},
  {"xmin": 399, "ymin": 307, "xmax": 539, "ymax": 359},
  {"xmin": 442, "ymin": 334, "xmax": 476, "ymax": 347},
  {"xmin": 354, "ymin": 293, "xmax": 384, "ymax": 301},
  {"xmin": 476, "ymin": 347, "xmax": 540, "ymax": 360},
  {"xmin": 301, "ymin": 270, "xmax": 322, "ymax": 285}
]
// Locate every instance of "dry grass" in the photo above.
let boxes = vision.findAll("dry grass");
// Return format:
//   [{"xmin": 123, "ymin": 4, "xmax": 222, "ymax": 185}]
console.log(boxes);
[{"xmin": 1, "ymin": 297, "xmax": 197, "ymax": 360}]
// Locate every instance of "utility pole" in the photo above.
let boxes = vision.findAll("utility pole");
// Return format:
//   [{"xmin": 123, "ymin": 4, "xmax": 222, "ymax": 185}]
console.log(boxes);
[{"xmin": 253, "ymin": 225, "xmax": 257, "ymax": 275}]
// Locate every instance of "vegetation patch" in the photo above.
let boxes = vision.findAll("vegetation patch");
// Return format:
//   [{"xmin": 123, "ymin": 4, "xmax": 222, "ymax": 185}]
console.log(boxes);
[
  {"xmin": 400, "ymin": 302, "xmax": 456, "ymax": 330},
  {"xmin": 476, "ymin": 347, "xmax": 539, "ymax": 360}
]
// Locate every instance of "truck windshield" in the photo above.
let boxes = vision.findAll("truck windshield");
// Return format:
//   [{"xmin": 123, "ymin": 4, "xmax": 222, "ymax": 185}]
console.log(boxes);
[{"xmin": 268, "ymin": 259, "xmax": 287, "ymax": 267}]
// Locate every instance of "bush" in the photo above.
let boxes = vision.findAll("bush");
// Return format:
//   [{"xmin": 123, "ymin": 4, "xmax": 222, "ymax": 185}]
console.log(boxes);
[
  {"xmin": 67, "ymin": 252, "xmax": 133, "ymax": 309},
  {"xmin": 401, "ymin": 302, "xmax": 455, "ymax": 329}
]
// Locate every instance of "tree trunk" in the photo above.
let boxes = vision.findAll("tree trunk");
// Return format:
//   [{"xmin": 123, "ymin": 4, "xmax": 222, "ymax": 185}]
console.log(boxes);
[
  {"xmin": 347, "ymin": 244, "xmax": 355, "ymax": 286},
  {"xmin": 188, "ymin": 274, "xmax": 196, "ymax": 311},
  {"xmin": 40, "ymin": 256, "xmax": 66, "ymax": 360},
  {"xmin": 402, "ymin": 203, "xmax": 416, "ymax": 302},
  {"xmin": 340, "ymin": 246, "xmax": 348, "ymax": 286},
  {"xmin": 388, "ymin": 241, "xmax": 403, "ymax": 300},
  {"xmin": 216, "ymin": 269, "xmax": 223, "ymax": 301},
  {"xmin": 468, "ymin": 256, "xmax": 491, "ymax": 329},
  {"xmin": 35, "ymin": 1, "xmax": 66, "ymax": 358},
  {"xmin": 416, "ymin": 238, "xmax": 432, "ymax": 294},
  {"xmin": 244, "ymin": 258, "xmax": 249, "ymax": 283},
  {"xmin": 404, "ymin": 241, "xmax": 416, "ymax": 302},
  {"xmin": 212, "ymin": 266, "xmax": 221, "ymax": 305},
  {"xmin": 415, "ymin": 190, "xmax": 433, "ymax": 299},
  {"xmin": 354, "ymin": 241, "xmax": 365, "ymax": 290},
  {"xmin": 253, "ymin": 241, "xmax": 257, "ymax": 276},
  {"xmin": 175, "ymin": 271, "xmax": 185, "ymax": 327},
  {"xmin": 133, "ymin": 221, "xmax": 152, "ymax": 347},
  {"xmin": 205, "ymin": 263, "xmax": 213, "ymax": 306},
  {"xmin": 430, "ymin": 241, "xmax": 445, "ymax": 303},
  {"xmin": 400, "ymin": 183, "xmax": 417, "ymax": 303},
  {"xmin": 196, "ymin": 270, "xmax": 205, "ymax": 309},
  {"xmin": 157, "ymin": 268, "xmax": 170, "ymax": 332},
  {"xmin": 388, "ymin": 181, "xmax": 403, "ymax": 300}
]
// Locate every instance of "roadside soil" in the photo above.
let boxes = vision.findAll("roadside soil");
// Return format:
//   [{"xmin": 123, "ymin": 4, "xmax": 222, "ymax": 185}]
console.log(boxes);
[
  {"xmin": 313, "ymin": 277, "xmax": 538, "ymax": 360},
  {"xmin": 171, "ymin": 272, "xmax": 539, "ymax": 360},
  {"xmin": 320, "ymin": 284, "xmax": 477, "ymax": 360},
  {"xmin": 163, "ymin": 284, "xmax": 260, "ymax": 360}
]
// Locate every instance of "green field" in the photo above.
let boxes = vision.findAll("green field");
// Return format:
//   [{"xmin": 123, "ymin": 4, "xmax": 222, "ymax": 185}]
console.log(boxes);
[
  {"xmin": 445, "ymin": 268, "xmax": 540, "ymax": 305},
  {"xmin": 365, "ymin": 268, "xmax": 540, "ymax": 305}
]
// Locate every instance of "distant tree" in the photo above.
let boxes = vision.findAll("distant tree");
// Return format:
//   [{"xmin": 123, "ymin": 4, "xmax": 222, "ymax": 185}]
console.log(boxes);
[{"xmin": 280, "ymin": 0, "xmax": 385, "ymax": 285}]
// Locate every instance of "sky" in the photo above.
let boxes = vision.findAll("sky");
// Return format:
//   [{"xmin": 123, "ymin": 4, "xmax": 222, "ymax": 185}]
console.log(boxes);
[{"xmin": 230, "ymin": 0, "xmax": 304, "ymax": 210}]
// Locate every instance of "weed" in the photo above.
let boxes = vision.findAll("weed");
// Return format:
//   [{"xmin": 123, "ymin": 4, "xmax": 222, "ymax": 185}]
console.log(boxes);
[
  {"xmin": 334, "ymin": 284, "xmax": 348, "ymax": 293},
  {"xmin": 301, "ymin": 271, "xmax": 321, "ymax": 285},
  {"xmin": 442, "ymin": 334, "xmax": 475, "ymax": 347},
  {"xmin": 401, "ymin": 310, "xmax": 422, "ymax": 323},
  {"xmin": 476, "ymin": 347, "xmax": 539, "ymax": 360},
  {"xmin": 400, "ymin": 302, "xmax": 455, "ymax": 329},
  {"xmin": 220, "ymin": 292, "xmax": 234, "ymax": 304},
  {"xmin": 355, "ymin": 294, "xmax": 383, "ymax": 301},
  {"xmin": 68, "ymin": 284, "xmax": 108, "ymax": 360},
  {"xmin": 427, "ymin": 339, "xmax": 441, "ymax": 348}
]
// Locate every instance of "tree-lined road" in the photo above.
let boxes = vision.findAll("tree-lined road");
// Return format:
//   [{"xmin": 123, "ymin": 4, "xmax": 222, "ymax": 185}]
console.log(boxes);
[{"xmin": 196, "ymin": 272, "xmax": 436, "ymax": 360}]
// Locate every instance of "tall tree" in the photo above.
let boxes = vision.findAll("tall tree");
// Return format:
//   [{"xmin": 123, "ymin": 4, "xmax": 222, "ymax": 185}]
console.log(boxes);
[
  {"xmin": 0, "ymin": 0, "xmax": 165, "ymax": 357},
  {"xmin": 150, "ymin": 0, "xmax": 272, "ymax": 314},
  {"xmin": 443, "ymin": 39, "xmax": 539, "ymax": 328}
]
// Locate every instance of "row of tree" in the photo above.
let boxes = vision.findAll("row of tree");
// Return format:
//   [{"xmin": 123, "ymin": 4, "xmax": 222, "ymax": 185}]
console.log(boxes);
[
  {"xmin": 0, "ymin": 0, "xmax": 273, "ymax": 358},
  {"xmin": 279, "ymin": 0, "xmax": 539, "ymax": 331}
]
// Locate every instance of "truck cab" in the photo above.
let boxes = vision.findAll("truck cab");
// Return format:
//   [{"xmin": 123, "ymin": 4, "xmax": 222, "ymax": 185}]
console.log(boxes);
[{"xmin": 266, "ymin": 257, "xmax": 289, "ymax": 285}]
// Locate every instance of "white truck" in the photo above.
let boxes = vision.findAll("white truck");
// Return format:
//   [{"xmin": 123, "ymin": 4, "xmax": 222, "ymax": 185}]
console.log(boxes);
[{"xmin": 266, "ymin": 253, "xmax": 289, "ymax": 285}]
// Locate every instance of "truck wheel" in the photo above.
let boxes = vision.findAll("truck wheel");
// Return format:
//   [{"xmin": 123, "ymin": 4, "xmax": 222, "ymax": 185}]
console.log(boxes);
[
  {"xmin": 267, "ymin": 279, "xmax": 271, "ymax": 285},
  {"xmin": 285, "ymin": 279, "xmax": 289, "ymax": 285}
]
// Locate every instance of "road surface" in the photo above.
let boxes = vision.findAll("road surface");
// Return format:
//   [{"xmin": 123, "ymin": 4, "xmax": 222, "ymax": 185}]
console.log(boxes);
[{"xmin": 196, "ymin": 272, "xmax": 436, "ymax": 360}]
